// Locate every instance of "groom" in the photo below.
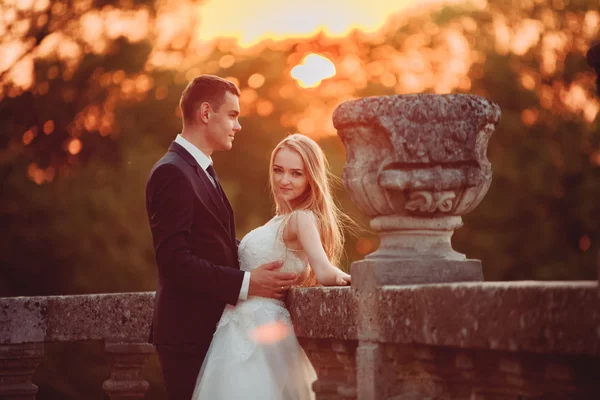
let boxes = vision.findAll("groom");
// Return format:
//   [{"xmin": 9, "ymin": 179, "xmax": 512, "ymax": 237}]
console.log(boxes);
[{"xmin": 146, "ymin": 75, "xmax": 298, "ymax": 399}]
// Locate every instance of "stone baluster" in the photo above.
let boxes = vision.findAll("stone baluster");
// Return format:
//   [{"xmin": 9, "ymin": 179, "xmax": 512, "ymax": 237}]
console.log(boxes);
[
  {"xmin": 0, "ymin": 343, "xmax": 44, "ymax": 400},
  {"xmin": 331, "ymin": 340, "xmax": 357, "ymax": 399},
  {"xmin": 102, "ymin": 341, "xmax": 154, "ymax": 400},
  {"xmin": 300, "ymin": 338, "xmax": 347, "ymax": 400}
]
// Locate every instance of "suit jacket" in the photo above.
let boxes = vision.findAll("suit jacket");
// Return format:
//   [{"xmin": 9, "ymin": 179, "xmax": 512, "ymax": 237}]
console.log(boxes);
[{"xmin": 146, "ymin": 141, "xmax": 244, "ymax": 350}]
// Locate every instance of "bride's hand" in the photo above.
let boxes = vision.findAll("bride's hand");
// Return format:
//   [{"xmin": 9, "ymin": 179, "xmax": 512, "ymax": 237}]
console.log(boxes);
[
  {"xmin": 316, "ymin": 267, "xmax": 351, "ymax": 287},
  {"xmin": 333, "ymin": 269, "xmax": 351, "ymax": 286}
]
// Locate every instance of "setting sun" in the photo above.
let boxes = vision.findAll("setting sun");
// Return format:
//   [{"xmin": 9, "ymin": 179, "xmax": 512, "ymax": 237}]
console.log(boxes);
[{"xmin": 291, "ymin": 53, "xmax": 336, "ymax": 88}]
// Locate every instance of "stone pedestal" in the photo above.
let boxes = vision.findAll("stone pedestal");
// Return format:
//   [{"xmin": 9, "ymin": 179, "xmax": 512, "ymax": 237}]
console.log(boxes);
[
  {"xmin": 369, "ymin": 215, "xmax": 465, "ymax": 260},
  {"xmin": 102, "ymin": 341, "xmax": 153, "ymax": 400},
  {"xmin": 352, "ymin": 259, "xmax": 482, "ymax": 288},
  {"xmin": 360, "ymin": 215, "xmax": 482, "ymax": 284},
  {"xmin": 0, "ymin": 343, "xmax": 44, "ymax": 400}
]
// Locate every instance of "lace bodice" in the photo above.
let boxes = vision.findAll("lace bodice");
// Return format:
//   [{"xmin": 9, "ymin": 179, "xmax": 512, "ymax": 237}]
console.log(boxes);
[{"xmin": 238, "ymin": 214, "xmax": 308, "ymax": 275}]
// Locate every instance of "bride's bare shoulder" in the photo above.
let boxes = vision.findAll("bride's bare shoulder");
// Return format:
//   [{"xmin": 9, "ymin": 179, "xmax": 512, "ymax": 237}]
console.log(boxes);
[{"xmin": 283, "ymin": 210, "xmax": 317, "ymax": 237}]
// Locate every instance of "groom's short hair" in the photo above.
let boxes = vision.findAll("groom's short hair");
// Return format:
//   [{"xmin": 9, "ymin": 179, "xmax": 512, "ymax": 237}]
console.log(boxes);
[{"xmin": 180, "ymin": 75, "xmax": 241, "ymax": 124}]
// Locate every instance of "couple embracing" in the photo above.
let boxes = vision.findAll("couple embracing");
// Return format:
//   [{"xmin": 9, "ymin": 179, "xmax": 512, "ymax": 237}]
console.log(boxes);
[{"xmin": 145, "ymin": 75, "xmax": 352, "ymax": 399}]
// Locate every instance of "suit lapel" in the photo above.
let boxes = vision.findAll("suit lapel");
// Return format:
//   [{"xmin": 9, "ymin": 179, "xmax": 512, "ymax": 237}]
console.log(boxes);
[
  {"xmin": 168, "ymin": 142, "xmax": 231, "ymax": 233},
  {"xmin": 219, "ymin": 186, "xmax": 236, "ymax": 242}
]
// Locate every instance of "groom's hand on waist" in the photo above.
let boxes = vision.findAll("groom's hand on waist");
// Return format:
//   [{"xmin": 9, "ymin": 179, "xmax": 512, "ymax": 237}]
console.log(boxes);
[{"xmin": 248, "ymin": 260, "xmax": 297, "ymax": 300}]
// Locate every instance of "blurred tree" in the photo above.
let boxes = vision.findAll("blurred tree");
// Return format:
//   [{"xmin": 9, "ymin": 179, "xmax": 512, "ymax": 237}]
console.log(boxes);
[
  {"xmin": 449, "ymin": 1, "xmax": 600, "ymax": 280},
  {"xmin": 0, "ymin": 0, "xmax": 163, "ymax": 295}
]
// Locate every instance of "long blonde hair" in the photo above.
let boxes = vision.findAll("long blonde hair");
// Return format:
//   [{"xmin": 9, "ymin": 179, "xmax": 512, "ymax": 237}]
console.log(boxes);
[{"xmin": 269, "ymin": 134, "xmax": 351, "ymax": 285}]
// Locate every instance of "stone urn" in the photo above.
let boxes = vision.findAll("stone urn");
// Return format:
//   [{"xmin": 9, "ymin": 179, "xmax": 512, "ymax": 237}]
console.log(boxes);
[{"xmin": 333, "ymin": 94, "xmax": 501, "ymax": 285}]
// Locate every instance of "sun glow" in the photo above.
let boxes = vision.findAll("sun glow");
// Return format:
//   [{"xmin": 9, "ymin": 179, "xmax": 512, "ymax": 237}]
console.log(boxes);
[{"xmin": 291, "ymin": 53, "xmax": 336, "ymax": 88}]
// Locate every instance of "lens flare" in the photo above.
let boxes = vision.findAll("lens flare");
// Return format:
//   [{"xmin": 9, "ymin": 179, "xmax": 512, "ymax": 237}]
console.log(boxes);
[{"xmin": 249, "ymin": 321, "xmax": 292, "ymax": 344}]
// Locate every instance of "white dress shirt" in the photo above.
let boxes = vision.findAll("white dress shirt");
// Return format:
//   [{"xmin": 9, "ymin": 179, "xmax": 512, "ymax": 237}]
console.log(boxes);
[{"xmin": 174, "ymin": 134, "xmax": 250, "ymax": 301}]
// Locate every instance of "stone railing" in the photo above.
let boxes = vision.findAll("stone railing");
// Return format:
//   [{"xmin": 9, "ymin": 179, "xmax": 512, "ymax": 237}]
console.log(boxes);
[
  {"xmin": 0, "ymin": 293, "xmax": 155, "ymax": 399},
  {"xmin": 2, "ymin": 284, "xmax": 599, "ymax": 399}
]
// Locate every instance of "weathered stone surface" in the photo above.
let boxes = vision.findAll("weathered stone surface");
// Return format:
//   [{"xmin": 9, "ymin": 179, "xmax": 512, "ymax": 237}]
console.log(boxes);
[
  {"xmin": 333, "ymin": 94, "xmax": 500, "ymax": 220},
  {"xmin": 372, "ymin": 281, "xmax": 600, "ymax": 355},
  {"xmin": 332, "ymin": 94, "xmax": 500, "ymax": 163},
  {"xmin": 287, "ymin": 287, "xmax": 357, "ymax": 340},
  {"xmin": 3, "ymin": 283, "xmax": 597, "ymax": 356},
  {"xmin": 0, "ymin": 297, "xmax": 48, "ymax": 344},
  {"xmin": 0, "ymin": 293, "xmax": 154, "ymax": 344},
  {"xmin": 46, "ymin": 292, "xmax": 153, "ymax": 342}
]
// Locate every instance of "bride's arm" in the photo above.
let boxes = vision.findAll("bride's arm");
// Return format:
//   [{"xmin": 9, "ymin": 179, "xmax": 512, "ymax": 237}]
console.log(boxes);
[{"xmin": 294, "ymin": 211, "xmax": 351, "ymax": 286}]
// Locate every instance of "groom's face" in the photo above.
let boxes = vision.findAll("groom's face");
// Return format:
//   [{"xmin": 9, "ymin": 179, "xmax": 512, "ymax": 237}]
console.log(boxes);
[{"xmin": 206, "ymin": 92, "xmax": 241, "ymax": 152}]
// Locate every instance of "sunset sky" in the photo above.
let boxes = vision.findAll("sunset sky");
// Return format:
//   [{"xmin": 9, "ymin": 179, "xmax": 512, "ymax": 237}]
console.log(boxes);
[
  {"xmin": 2, "ymin": 0, "xmax": 598, "ymax": 137},
  {"xmin": 194, "ymin": 0, "xmax": 448, "ymax": 46}
]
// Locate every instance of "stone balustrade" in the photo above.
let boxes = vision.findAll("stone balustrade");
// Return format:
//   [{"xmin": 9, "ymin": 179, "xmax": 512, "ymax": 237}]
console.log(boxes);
[
  {"xmin": 0, "ymin": 293, "xmax": 154, "ymax": 399},
  {"xmin": 2, "ymin": 283, "xmax": 599, "ymax": 399}
]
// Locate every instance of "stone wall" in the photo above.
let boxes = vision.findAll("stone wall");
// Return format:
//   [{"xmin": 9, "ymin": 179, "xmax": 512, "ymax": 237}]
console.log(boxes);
[{"xmin": 1, "ymin": 283, "xmax": 599, "ymax": 399}]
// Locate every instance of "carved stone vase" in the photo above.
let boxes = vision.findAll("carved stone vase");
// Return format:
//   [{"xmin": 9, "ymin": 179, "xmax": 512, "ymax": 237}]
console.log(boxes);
[{"xmin": 333, "ymin": 94, "xmax": 501, "ymax": 285}]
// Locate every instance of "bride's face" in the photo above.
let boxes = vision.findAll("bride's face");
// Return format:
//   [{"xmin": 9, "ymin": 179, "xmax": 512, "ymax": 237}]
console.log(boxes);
[{"xmin": 272, "ymin": 147, "xmax": 309, "ymax": 205}]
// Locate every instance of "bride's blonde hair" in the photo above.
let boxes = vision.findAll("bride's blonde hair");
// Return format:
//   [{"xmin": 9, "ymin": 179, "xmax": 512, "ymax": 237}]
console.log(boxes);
[{"xmin": 269, "ymin": 133, "xmax": 352, "ymax": 285}]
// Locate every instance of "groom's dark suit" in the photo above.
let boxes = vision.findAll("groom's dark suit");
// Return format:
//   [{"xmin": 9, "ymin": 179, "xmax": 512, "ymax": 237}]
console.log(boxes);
[{"xmin": 146, "ymin": 141, "xmax": 244, "ymax": 399}]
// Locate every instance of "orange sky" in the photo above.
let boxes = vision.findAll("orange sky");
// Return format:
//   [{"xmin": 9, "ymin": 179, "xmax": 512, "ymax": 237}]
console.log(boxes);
[{"xmin": 195, "ymin": 0, "xmax": 441, "ymax": 47}]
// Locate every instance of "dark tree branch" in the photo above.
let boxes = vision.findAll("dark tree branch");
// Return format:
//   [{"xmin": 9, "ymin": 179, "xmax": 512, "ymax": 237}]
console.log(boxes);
[{"xmin": 0, "ymin": 1, "xmax": 78, "ymax": 83}]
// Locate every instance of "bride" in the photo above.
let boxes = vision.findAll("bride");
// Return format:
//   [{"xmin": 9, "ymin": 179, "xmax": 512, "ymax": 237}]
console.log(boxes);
[{"xmin": 191, "ymin": 133, "xmax": 352, "ymax": 399}]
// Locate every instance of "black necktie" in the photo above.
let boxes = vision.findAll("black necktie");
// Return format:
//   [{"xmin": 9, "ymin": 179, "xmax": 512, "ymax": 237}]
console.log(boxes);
[
  {"xmin": 206, "ymin": 164, "xmax": 225, "ymax": 200},
  {"xmin": 206, "ymin": 164, "xmax": 219, "ymax": 186}
]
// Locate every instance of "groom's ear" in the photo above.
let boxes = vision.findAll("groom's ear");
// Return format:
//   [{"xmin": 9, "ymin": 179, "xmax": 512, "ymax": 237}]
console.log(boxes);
[{"xmin": 198, "ymin": 102, "xmax": 212, "ymax": 124}]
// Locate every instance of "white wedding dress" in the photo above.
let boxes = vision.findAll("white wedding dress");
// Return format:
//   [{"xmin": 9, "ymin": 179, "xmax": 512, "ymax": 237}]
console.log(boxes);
[{"xmin": 192, "ymin": 214, "xmax": 317, "ymax": 400}]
